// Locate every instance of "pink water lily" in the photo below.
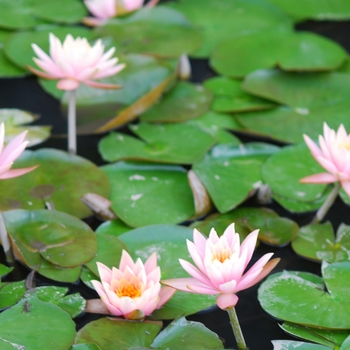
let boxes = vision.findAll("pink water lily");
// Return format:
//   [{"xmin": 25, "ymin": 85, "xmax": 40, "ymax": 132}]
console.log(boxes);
[
  {"xmin": 300, "ymin": 123, "xmax": 350, "ymax": 196},
  {"xmin": 91, "ymin": 250, "xmax": 175, "ymax": 320},
  {"xmin": 28, "ymin": 33, "xmax": 125, "ymax": 91},
  {"xmin": 162, "ymin": 224, "xmax": 279, "ymax": 310},
  {"xmin": 0, "ymin": 123, "xmax": 37, "ymax": 180}
]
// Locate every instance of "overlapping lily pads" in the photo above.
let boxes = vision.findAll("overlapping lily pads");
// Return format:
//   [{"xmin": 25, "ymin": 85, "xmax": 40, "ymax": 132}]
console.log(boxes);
[
  {"xmin": 258, "ymin": 261, "xmax": 350, "ymax": 329},
  {"xmin": 193, "ymin": 142, "xmax": 279, "ymax": 213},
  {"xmin": 168, "ymin": 0, "xmax": 293, "ymax": 57},
  {"xmin": 101, "ymin": 162, "xmax": 195, "ymax": 227},
  {"xmin": 98, "ymin": 122, "xmax": 215, "ymax": 164},
  {"xmin": 238, "ymin": 69, "xmax": 350, "ymax": 143},
  {"xmin": 211, "ymin": 31, "xmax": 347, "ymax": 77},
  {"xmin": 0, "ymin": 148, "xmax": 110, "ymax": 218},
  {"xmin": 94, "ymin": 6, "xmax": 202, "ymax": 57}
]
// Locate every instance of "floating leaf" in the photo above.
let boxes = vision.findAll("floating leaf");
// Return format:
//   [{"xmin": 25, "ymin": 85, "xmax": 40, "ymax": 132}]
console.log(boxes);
[
  {"xmin": 94, "ymin": 6, "xmax": 202, "ymax": 57},
  {"xmin": 140, "ymin": 82, "xmax": 213, "ymax": 123},
  {"xmin": 0, "ymin": 294, "xmax": 76, "ymax": 350},
  {"xmin": 0, "ymin": 281, "xmax": 26, "ymax": 309},
  {"xmin": 95, "ymin": 219, "xmax": 132, "ymax": 238},
  {"xmin": 211, "ymin": 31, "xmax": 347, "ymax": 77},
  {"xmin": 0, "ymin": 108, "xmax": 51, "ymax": 146},
  {"xmin": 0, "ymin": 148, "xmax": 110, "ymax": 219},
  {"xmin": 203, "ymin": 76, "xmax": 275, "ymax": 113},
  {"xmin": 271, "ymin": 340, "xmax": 331, "ymax": 350},
  {"xmin": 70, "ymin": 344, "xmax": 101, "ymax": 350},
  {"xmin": 258, "ymin": 261, "xmax": 350, "ymax": 329},
  {"xmin": 0, "ymin": 263, "xmax": 13, "ymax": 278},
  {"xmin": 193, "ymin": 143, "xmax": 279, "ymax": 213},
  {"xmin": 99, "ymin": 122, "xmax": 215, "ymax": 164},
  {"xmin": 101, "ymin": 162, "xmax": 194, "ymax": 227},
  {"xmin": 292, "ymin": 223, "xmax": 350, "ymax": 263},
  {"xmin": 168, "ymin": 0, "xmax": 293, "ymax": 57}
]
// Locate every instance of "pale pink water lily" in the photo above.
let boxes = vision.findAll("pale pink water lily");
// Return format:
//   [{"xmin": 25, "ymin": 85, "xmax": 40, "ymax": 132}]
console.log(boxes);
[
  {"xmin": 91, "ymin": 250, "xmax": 176, "ymax": 320},
  {"xmin": 300, "ymin": 123, "xmax": 350, "ymax": 196},
  {"xmin": 162, "ymin": 224, "xmax": 279, "ymax": 310},
  {"xmin": 0, "ymin": 123, "xmax": 37, "ymax": 180},
  {"xmin": 28, "ymin": 33, "xmax": 125, "ymax": 91}
]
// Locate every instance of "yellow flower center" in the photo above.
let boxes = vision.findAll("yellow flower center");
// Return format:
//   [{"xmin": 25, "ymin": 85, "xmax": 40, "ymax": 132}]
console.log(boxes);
[
  {"xmin": 212, "ymin": 247, "xmax": 232, "ymax": 263},
  {"xmin": 116, "ymin": 278, "xmax": 142, "ymax": 299}
]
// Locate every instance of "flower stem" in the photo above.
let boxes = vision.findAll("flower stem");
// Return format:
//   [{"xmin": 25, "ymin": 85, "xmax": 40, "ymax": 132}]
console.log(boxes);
[
  {"xmin": 68, "ymin": 89, "xmax": 77, "ymax": 155},
  {"xmin": 310, "ymin": 182, "xmax": 341, "ymax": 225},
  {"xmin": 227, "ymin": 306, "xmax": 248, "ymax": 350},
  {"xmin": 0, "ymin": 211, "xmax": 14, "ymax": 265}
]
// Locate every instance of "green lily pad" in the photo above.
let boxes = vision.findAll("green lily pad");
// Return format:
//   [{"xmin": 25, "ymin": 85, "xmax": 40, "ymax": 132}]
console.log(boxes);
[
  {"xmin": 80, "ymin": 265, "xmax": 98, "ymax": 290},
  {"xmin": 0, "ymin": 281, "xmax": 26, "ymax": 309},
  {"xmin": 193, "ymin": 142, "xmax": 279, "ymax": 213},
  {"xmin": 258, "ymin": 261, "xmax": 350, "ymax": 329},
  {"xmin": 3, "ymin": 209, "xmax": 97, "ymax": 282},
  {"xmin": 167, "ymin": 0, "xmax": 293, "ymax": 57},
  {"xmin": 75, "ymin": 318, "xmax": 163, "ymax": 349},
  {"xmin": 0, "ymin": 263, "xmax": 13, "ymax": 278},
  {"xmin": 31, "ymin": 0, "xmax": 88, "ymax": 24},
  {"xmin": 60, "ymin": 54, "xmax": 175, "ymax": 133},
  {"xmin": 271, "ymin": 340, "xmax": 331, "ymax": 350},
  {"xmin": 101, "ymin": 162, "xmax": 195, "ymax": 227},
  {"xmin": 292, "ymin": 223, "xmax": 350, "ymax": 263},
  {"xmin": 35, "ymin": 286, "xmax": 86, "ymax": 318},
  {"xmin": 0, "ymin": 108, "xmax": 51, "ymax": 146},
  {"xmin": 70, "ymin": 344, "xmax": 101, "ymax": 350},
  {"xmin": 281, "ymin": 322, "xmax": 350, "ymax": 348},
  {"xmin": 238, "ymin": 69, "xmax": 350, "ymax": 143},
  {"xmin": 119, "ymin": 225, "xmax": 217, "ymax": 318},
  {"xmin": 84, "ymin": 233, "xmax": 128, "ymax": 277},
  {"xmin": 4, "ymin": 26, "xmax": 94, "ymax": 70},
  {"xmin": 265, "ymin": 0, "xmax": 350, "ymax": 21},
  {"xmin": 99, "ymin": 122, "xmax": 215, "ymax": 164},
  {"xmin": 203, "ymin": 76, "xmax": 275, "ymax": 113},
  {"xmin": 211, "ymin": 31, "xmax": 347, "ymax": 78},
  {"xmin": 0, "ymin": 148, "xmax": 110, "ymax": 219},
  {"xmin": 0, "ymin": 294, "xmax": 76, "ymax": 350},
  {"xmin": 140, "ymin": 82, "xmax": 213, "ymax": 123},
  {"xmin": 261, "ymin": 143, "xmax": 328, "ymax": 212},
  {"xmin": 94, "ymin": 6, "xmax": 202, "ymax": 57}
]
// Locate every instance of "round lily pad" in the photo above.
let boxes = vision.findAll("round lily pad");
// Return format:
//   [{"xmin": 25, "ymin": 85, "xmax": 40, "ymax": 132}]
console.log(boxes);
[
  {"xmin": 271, "ymin": 340, "xmax": 331, "ymax": 350},
  {"xmin": 140, "ymin": 82, "xmax": 213, "ymax": 123},
  {"xmin": 101, "ymin": 162, "xmax": 195, "ymax": 227},
  {"xmin": 193, "ymin": 142, "xmax": 279, "ymax": 213},
  {"xmin": 258, "ymin": 261, "xmax": 350, "ymax": 329},
  {"xmin": 98, "ymin": 122, "xmax": 215, "ymax": 164},
  {"xmin": 0, "ymin": 148, "xmax": 110, "ymax": 219},
  {"xmin": 168, "ymin": 0, "xmax": 293, "ymax": 57},
  {"xmin": 94, "ymin": 6, "xmax": 202, "ymax": 57}
]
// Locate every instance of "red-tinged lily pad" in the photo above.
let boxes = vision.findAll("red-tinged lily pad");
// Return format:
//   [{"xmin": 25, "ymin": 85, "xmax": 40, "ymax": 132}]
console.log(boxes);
[
  {"xmin": 193, "ymin": 142, "xmax": 279, "ymax": 213},
  {"xmin": 118, "ymin": 224, "xmax": 217, "ymax": 318},
  {"xmin": 98, "ymin": 122, "xmax": 215, "ymax": 164},
  {"xmin": 258, "ymin": 261, "xmax": 350, "ymax": 329},
  {"xmin": 261, "ymin": 143, "xmax": 329, "ymax": 212},
  {"xmin": 0, "ymin": 294, "xmax": 76, "ymax": 350},
  {"xmin": 60, "ymin": 54, "xmax": 175, "ymax": 133},
  {"xmin": 203, "ymin": 76, "xmax": 275, "ymax": 113},
  {"xmin": 292, "ymin": 223, "xmax": 350, "ymax": 263},
  {"xmin": 3, "ymin": 209, "xmax": 97, "ymax": 282},
  {"xmin": 140, "ymin": 82, "xmax": 213, "ymax": 123},
  {"xmin": 211, "ymin": 31, "xmax": 347, "ymax": 78},
  {"xmin": 101, "ymin": 162, "xmax": 195, "ymax": 227},
  {"xmin": 167, "ymin": 0, "xmax": 293, "ymax": 57},
  {"xmin": 0, "ymin": 108, "xmax": 51, "ymax": 146},
  {"xmin": 266, "ymin": 0, "xmax": 350, "ymax": 21},
  {"xmin": 4, "ymin": 26, "xmax": 94, "ymax": 70},
  {"xmin": 271, "ymin": 340, "xmax": 331, "ymax": 350},
  {"xmin": 93, "ymin": 6, "xmax": 202, "ymax": 58},
  {"xmin": 75, "ymin": 317, "xmax": 224, "ymax": 349},
  {"xmin": 0, "ymin": 148, "xmax": 110, "ymax": 219},
  {"xmin": 281, "ymin": 322, "xmax": 350, "ymax": 348}
]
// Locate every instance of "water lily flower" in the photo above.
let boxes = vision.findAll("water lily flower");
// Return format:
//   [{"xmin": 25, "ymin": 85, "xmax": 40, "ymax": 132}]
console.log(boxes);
[
  {"xmin": 0, "ymin": 123, "xmax": 37, "ymax": 179},
  {"xmin": 162, "ymin": 223, "xmax": 279, "ymax": 310},
  {"xmin": 300, "ymin": 123, "xmax": 350, "ymax": 196},
  {"xmin": 91, "ymin": 250, "xmax": 176, "ymax": 320},
  {"xmin": 28, "ymin": 33, "xmax": 125, "ymax": 91}
]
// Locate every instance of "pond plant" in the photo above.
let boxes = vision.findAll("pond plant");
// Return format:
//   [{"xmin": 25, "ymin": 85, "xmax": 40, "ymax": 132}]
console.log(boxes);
[{"xmin": 1, "ymin": 0, "xmax": 350, "ymax": 349}]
